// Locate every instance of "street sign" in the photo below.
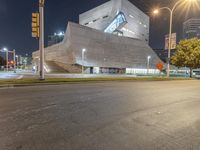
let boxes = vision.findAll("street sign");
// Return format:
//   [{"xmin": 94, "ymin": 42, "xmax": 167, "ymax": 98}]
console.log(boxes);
[{"xmin": 165, "ymin": 33, "xmax": 177, "ymax": 50}]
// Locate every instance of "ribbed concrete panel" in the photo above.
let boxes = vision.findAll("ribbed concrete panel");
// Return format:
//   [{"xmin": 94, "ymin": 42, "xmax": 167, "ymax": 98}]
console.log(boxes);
[{"xmin": 33, "ymin": 22, "xmax": 162, "ymax": 72}]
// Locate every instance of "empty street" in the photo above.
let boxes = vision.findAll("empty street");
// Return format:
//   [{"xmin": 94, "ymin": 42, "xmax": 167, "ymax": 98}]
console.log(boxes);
[{"xmin": 0, "ymin": 80, "xmax": 200, "ymax": 150}]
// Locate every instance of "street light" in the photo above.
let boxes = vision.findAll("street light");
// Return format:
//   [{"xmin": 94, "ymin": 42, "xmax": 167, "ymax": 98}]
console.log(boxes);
[
  {"xmin": 153, "ymin": 0, "xmax": 196, "ymax": 78},
  {"xmin": 147, "ymin": 56, "xmax": 151, "ymax": 75},
  {"xmin": 153, "ymin": 9, "xmax": 159, "ymax": 14},
  {"xmin": 13, "ymin": 49, "xmax": 16, "ymax": 72},
  {"xmin": 3, "ymin": 48, "xmax": 7, "ymax": 52},
  {"xmin": 2, "ymin": 48, "xmax": 9, "ymax": 72},
  {"xmin": 82, "ymin": 48, "xmax": 86, "ymax": 74},
  {"xmin": 0, "ymin": 48, "xmax": 7, "ymax": 71},
  {"xmin": 0, "ymin": 48, "xmax": 17, "ymax": 72}
]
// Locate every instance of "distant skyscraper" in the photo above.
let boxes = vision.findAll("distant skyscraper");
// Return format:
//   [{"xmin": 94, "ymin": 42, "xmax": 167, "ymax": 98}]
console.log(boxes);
[{"xmin": 183, "ymin": 18, "xmax": 200, "ymax": 39}]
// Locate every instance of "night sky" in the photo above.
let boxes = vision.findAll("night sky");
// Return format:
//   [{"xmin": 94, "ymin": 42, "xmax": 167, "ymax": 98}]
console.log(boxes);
[{"xmin": 0, "ymin": 0, "xmax": 199, "ymax": 56}]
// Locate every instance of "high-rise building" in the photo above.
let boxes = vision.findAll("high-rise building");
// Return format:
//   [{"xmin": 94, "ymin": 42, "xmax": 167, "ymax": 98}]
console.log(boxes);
[{"xmin": 183, "ymin": 18, "xmax": 200, "ymax": 39}]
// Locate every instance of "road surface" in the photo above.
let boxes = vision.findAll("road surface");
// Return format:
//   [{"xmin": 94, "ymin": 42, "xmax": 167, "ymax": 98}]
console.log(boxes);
[{"xmin": 0, "ymin": 80, "xmax": 200, "ymax": 150}]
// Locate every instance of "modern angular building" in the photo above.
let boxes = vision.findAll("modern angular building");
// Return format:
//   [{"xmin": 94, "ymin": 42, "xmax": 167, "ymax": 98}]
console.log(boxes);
[
  {"xmin": 32, "ymin": 0, "xmax": 162, "ymax": 74},
  {"xmin": 79, "ymin": 0, "xmax": 149, "ymax": 42},
  {"xmin": 183, "ymin": 18, "xmax": 200, "ymax": 39}
]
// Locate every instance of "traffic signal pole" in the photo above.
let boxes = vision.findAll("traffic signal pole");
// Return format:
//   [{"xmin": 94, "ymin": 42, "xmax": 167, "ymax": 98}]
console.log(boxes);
[
  {"xmin": 6, "ymin": 50, "xmax": 8, "ymax": 72},
  {"xmin": 39, "ymin": 0, "xmax": 45, "ymax": 80}
]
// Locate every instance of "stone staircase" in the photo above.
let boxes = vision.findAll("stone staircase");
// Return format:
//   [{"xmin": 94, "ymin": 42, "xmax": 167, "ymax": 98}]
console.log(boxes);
[
  {"xmin": 45, "ymin": 61, "xmax": 82, "ymax": 73},
  {"xmin": 54, "ymin": 62, "xmax": 82, "ymax": 73},
  {"xmin": 45, "ymin": 61, "xmax": 68, "ymax": 73}
]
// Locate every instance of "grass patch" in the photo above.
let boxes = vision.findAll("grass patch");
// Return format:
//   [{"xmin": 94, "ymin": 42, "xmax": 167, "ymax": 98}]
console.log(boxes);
[{"xmin": 0, "ymin": 77, "xmax": 194, "ymax": 86}]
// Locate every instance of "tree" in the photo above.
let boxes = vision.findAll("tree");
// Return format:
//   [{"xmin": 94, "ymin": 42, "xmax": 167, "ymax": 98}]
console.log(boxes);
[{"xmin": 171, "ymin": 38, "xmax": 200, "ymax": 77}]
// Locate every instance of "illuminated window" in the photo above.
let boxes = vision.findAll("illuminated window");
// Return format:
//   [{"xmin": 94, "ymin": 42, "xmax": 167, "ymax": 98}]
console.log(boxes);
[
  {"xmin": 129, "ymin": 14, "xmax": 134, "ymax": 18},
  {"xmin": 122, "ymin": 27, "xmax": 135, "ymax": 35}
]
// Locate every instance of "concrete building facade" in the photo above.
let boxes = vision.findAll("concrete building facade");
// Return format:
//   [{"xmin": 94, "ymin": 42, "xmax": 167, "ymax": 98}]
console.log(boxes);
[
  {"xmin": 79, "ymin": 0, "xmax": 149, "ymax": 42},
  {"xmin": 32, "ymin": 0, "xmax": 162, "ymax": 74}
]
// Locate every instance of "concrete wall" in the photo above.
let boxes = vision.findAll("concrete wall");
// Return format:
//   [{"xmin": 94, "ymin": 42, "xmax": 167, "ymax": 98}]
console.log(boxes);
[
  {"xmin": 33, "ymin": 22, "xmax": 162, "ymax": 73},
  {"xmin": 120, "ymin": 0, "xmax": 149, "ymax": 42}
]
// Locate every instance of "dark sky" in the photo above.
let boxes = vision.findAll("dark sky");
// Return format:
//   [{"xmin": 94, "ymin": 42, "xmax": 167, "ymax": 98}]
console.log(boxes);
[{"xmin": 0, "ymin": 0, "xmax": 199, "ymax": 56}]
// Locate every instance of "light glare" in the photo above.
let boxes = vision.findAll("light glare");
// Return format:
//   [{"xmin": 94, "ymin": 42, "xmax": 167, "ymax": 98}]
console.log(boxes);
[{"xmin": 153, "ymin": 9, "xmax": 159, "ymax": 14}]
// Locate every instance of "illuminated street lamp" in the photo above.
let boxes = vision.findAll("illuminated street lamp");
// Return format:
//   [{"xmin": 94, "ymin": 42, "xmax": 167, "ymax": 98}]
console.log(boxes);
[
  {"xmin": 2, "ymin": 48, "xmax": 9, "ymax": 72},
  {"xmin": 153, "ymin": 9, "xmax": 159, "ymax": 14},
  {"xmin": 82, "ymin": 48, "xmax": 86, "ymax": 74},
  {"xmin": 0, "ymin": 48, "xmax": 17, "ymax": 72},
  {"xmin": 153, "ymin": 0, "xmax": 196, "ymax": 78},
  {"xmin": 13, "ymin": 49, "xmax": 16, "ymax": 72},
  {"xmin": 147, "ymin": 56, "xmax": 151, "ymax": 75},
  {"xmin": 0, "ymin": 48, "xmax": 9, "ymax": 72}
]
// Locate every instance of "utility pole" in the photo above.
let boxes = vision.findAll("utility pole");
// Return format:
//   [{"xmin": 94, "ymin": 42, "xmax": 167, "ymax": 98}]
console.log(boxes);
[
  {"xmin": 13, "ymin": 49, "xmax": 16, "ymax": 72},
  {"xmin": 147, "ymin": 56, "xmax": 151, "ymax": 75},
  {"xmin": 39, "ymin": 0, "xmax": 45, "ymax": 80},
  {"xmin": 32, "ymin": 0, "xmax": 45, "ymax": 80},
  {"xmin": 82, "ymin": 49, "xmax": 86, "ymax": 74},
  {"xmin": 6, "ymin": 50, "xmax": 8, "ymax": 72}
]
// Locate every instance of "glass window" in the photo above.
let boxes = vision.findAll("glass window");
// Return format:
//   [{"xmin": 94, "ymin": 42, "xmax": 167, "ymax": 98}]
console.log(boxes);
[{"xmin": 104, "ymin": 12, "xmax": 127, "ymax": 33}]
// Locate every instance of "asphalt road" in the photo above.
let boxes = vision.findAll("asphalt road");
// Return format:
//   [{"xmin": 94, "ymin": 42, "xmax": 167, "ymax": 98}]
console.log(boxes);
[{"xmin": 0, "ymin": 80, "xmax": 200, "ymax": 150}]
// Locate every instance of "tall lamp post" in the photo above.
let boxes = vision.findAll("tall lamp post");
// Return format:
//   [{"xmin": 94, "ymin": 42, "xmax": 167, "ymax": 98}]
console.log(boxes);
[
  {"xmin": 153, "ymin": 0, "xmax": 195, "ymax": 78},
  {"xmin": 13, "ymin": 49, "xmax": 16, "ymax": 72},
  {"xmin": 0, "ymin": 48, "xmax": 16, "ymax": 72},
  {"xmin": 0, "ymin": 48, "xmax": 8, "ymax": 71},
  {"xmin": 0, "ymin": 48, "xmax": 9, "ymax": 72},
  {"xmin": 147, "ymin": 56, "xmax": 151, "ymax": 75},
  {"xmin": 4, "ymin": 48, "xmax": 8, "ymax": 72},
  {"xmin": 82, "ymin": 48, "xmax": 86, "ymax": 74},
  {"xmin": 39, "ymin": 0, "xmax": 45, "ymax": 80}
]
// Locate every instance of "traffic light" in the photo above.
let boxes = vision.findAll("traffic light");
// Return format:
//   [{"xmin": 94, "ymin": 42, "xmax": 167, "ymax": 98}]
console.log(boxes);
[
  {"xmin": 32, "ymin": 13, "xmax": 40, "ymax": 38},
  {"xmin": 39, "ymin": 0, "xmax": 45, "ymax": 6}
]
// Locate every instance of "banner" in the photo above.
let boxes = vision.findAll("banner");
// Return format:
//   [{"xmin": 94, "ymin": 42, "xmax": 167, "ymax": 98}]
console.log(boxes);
[{"xmin": 165, "ymin": 33, "xmax": 177, "ymax": 50}]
